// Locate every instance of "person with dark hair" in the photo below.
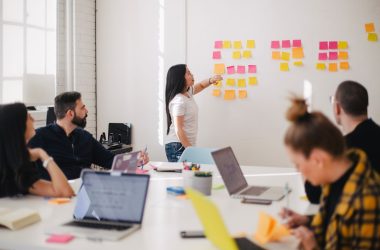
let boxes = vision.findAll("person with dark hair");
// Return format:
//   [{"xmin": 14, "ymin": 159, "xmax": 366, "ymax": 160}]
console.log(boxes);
[
  {"xmin": 279, "ymin": 97, "xmax": 380, "ymax": 250},
  {"xmin": 0, "ymin": 103, "xmax": 74, "ymax": 198},
  {"xmin": 164, "ymin": 64, "xmax": 222, "ymax": 162},
  {"xmin": 29, "ymin": 91, "xmax": 149, "ymax": 180},
  {"xmin": 305, "ymin": 80, "xmax": 380, "ymax": 204}
]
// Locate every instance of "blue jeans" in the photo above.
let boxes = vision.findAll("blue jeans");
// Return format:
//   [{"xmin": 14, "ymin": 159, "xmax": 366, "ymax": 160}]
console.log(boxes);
[{"xmin": 165, "ymin": 142, "xmax": 185, "ymax": 162}]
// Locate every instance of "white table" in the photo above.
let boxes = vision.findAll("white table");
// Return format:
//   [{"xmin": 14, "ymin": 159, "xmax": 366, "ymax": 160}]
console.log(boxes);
[{"xmin": 0, "ymin": 162, "xmax": 318, "ymax": 250}]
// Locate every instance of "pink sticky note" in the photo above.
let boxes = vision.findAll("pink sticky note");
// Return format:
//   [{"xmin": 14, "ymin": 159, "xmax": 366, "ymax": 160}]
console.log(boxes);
[
  {"xmin": 237, "ymin": 65, "xmax": 245, "ymax": 74},
  {"xmin": 282, "ymin": 40, "xmax": 291, "ymax": 48},
  {"xmin": 292, "ymin": 40, "xmax": 302, "ymax": 47},
  {"xmin": 136, "ymin": 168, "xmax": 149, "ymax": 174},
  {"xmin": 214, "ymin": 41, "xmax": 223, "ymax": 49},
  {"xmin": 329, "ymin": 41, "xmax": 338, "ymax": 50},
  {"xmin": 212, "ymin": 51, "xmax": 221, "ymax": 59},
  {"xmin": 329, "ymin": 51, "xmax": 338, "ymax": 60},
  {"xmin": 318, "ymin": 53, "xmax": 328, "ymax": 60},
  {"xmin": 227, "ymin": 66, "xmax": 235, "ymax": 74},
  {"xmin": 248, "ymin": 65, "xmax": 257, "ymax": 73},
  {"xmin": 46, "ymin": 234, "xmax": 74, "ymax": 243},
  {"xmin": 271, "ymin": 40, "xmax": 280, "ymax": 49},
  {"xmin": 319, "ymin": 41, "xmax": 328, "ymax": 50}
]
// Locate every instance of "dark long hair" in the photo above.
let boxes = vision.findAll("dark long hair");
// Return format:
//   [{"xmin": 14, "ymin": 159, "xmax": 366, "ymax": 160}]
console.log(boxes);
[
  {"xmin": 165, "ymin": 64, "xmax": 187, "ymax": 134},
  {"xmin": 0, "ymin": 103, "xmax": 33, "ymax": 193}
]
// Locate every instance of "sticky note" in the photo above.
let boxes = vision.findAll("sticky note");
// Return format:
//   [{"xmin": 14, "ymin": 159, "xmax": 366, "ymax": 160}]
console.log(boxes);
[
  {"xmin": 226, "ymin": 78, "xmax": 235, "ymax": 86},
  {"xmin": 248, "ymin": 77, "xmax": 257, "ymax": 85},
  {"xmin": 224, "ymin": 90, "xmax": 235, "ymax": 100},
  {"xmin": 328, "ymin": 63, "xmax": 338, "ymax": 72},
  {"xmin": 338, "ymin": 51, "xmax": 348, "ymax": 60},
  {"xmin": 316, "ymin": 63, "xmax": 326, "ymax": 70},
  {"xmin": 329, "ymin": 51, "xmax": 338, "ymax": 60},
  {"xmin": 46, "ymin": 234, "xmax": 74, "ymax": 243},
  {"xmin": 340, "ymin": 61, "xmax": 350, "ymax": 70},
  {"xmin": 248, "ymin": 65, "xmax": 257, "ymax": 73},
  {"xmin": 281, "ymin": 52, "xmax": 290, "ymax": 61},
  {"xmin": 319, "ymin": 53, "xmax": 328, "ymax": 61},
  {"xmin": 214, "ymin": 64, "xmax": 225, "ymax": 74},
  {"xmin": 329, "ymin": 41, "xmax": 338, "ymax": 50},
  {"xmin": 227, "ymin": 66, "xmax": 235, "ymax": 74},
  {"xmin": 319, "ymin": 41, "xmax": 328, "ymax": 50},
  {"xmin": 272, "ymin": 51, "xmax": 281, "ymax": 60},
  {"xmin": 214, "ymin": 81, "xmax": 222, "ymax": 88},
  {"xmin": 271, "ymin": 40, "xmax": 280, "ymax": 49},
  {"xmin": 212, "ymin": 51, "xmax": 221, "ymax": 59},
  {"xmin": 232, "ymin": 51, "xmax": 241, "ymax": 59},
  {"xmin": 223, "ymin": 40, "xmax": 232, "ymax": 48},
  {"xmin": 212, "ymin": 89, "xmax": 221, "ymax": 97},
  {"xmin": 246, "ymin": 40, "xmax": 255, "ymax": 48},
  {"xmin": 365, "ymin": 23, "xmax": 375, "ymax": 33},
  {"xmin": 214, "ymin": 41, "xmax": 223, "ymax": 49},
  {"xmin": 237, "ymin": 79, "xmax": 246, "ymax": 88},
  {"xmin": 294, "ymin": 61, "xmax": 303, "ymax": 66},
  {"xmin": 48, "ymin": 198, "xmax": 71, "ymax": 205},
  {"xmin": 282, "ymin": 40, "xmax": 291, "ymax": 48},
  {"xmin": 238, "ymin": 90, "xmax": 247, "ymax": 99},
  {"xmin": 338, "ymin": 41, "xmax": 348, "ymax": 49},
  {"xmin": 292, "ymin": 47, "xmax": 304, "ymax": 59},
  {"xmin": 237, "ymin": 65, "xmax": 245, "ymax": 74},
  {"xmin": 254, "ymin": 212, "xmax": 290, "ymax": 245},
  {"xmin": 280, "ymin": 62, "xmax": 289, "ymax": 71},
  {"xmin": 368, "ymin": 33, "xmax": 378, "ymax": 42},
  {"xmin": 234, "ymin": 41, "xmax": 242, "ymax": 49},
  {"xmin": 242, "ymin": 50, "xmax": 252, "ymax": 58},
  {"xmin": 292, "ymin": 39, "xmax": 302, "ymax": 47}
]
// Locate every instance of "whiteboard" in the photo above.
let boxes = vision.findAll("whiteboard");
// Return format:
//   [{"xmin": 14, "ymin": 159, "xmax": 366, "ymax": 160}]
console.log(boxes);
[{"xmin": 186, "ymin": 0, "xmax": 380, "ymax": 166}]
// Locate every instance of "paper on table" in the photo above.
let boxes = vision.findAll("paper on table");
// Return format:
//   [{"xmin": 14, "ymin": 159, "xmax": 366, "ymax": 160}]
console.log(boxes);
[{"xmin": 254, "ymin": 212, "xmax": 290, "ymax": 244}]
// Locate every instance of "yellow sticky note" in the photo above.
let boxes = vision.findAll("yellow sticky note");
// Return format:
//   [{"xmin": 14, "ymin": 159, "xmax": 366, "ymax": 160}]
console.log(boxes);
[
  {"xmin": 223, "ymin": 40, "xmax": 231, "ymax": 49},
  {"xmin": 293, "ymin": 61, "xmax": 303, "ymax": 67},
  {"xmin": 246, "ymin": 40, "xmax": 255, "ymax": 48},
  {"xmin": 368, "ymin": 33, "xmax": 378, "ymax": 42},
  {"xmin": 237, "ymin": 79, "xmax": 246, "ymax": 88},
  {"xmin": 328, "ymin": 63, "xmax": 338, "ymax": 72},
  {"xmin": 242, "ymin": 50, "xmax": 252, "ymax": 59},
  {"xmin": 232, "ymin": 51, "xmax": 241, "ymax": 59},
  {"xmin": 316, "ymin": 63, "xmax": 326, "ymax": 71},
  {"xmin": 226, "ymin": 78, "xmax": 235, "ymax": 86},
  {"xmin": 338, "ymin": 41, "xmax": 348, "ymax": 49},
  {"xmin": 214, "ymin": 81, "xmax": 222, "ymax": 88},
  {"xmin": 238, "ymin": 90, "xmax": 247, "ymax": 99},
  {"xmin": 224, "ymin": 90, "xmax": 235, "ymax": 100},
  {"xmin": 365, "ymin": 23, "xmax": 375, "ymax": 33},
  {"xmin": 254, "ymin": 212, "xmax": 290, "ymax": 245},
  {"xmin": 248, "ymin": 77, "xmax": 257, "ymax": 85},
  {"xmin": 272, "ymin": 51, "xmax": 281, "ymax": 60},
  {"xmin": 292, "ymin": 47, "xmax": 304, "ymax": 59},
  {"xmin": 338, "ymin": 51, "xmax": 348, "ymax": 60},
  {"xmin": 340, "ymin": 61, "xmax": 350, "ymax": 70},
  {"xmin": 233, "ymin": 41, "xmax": 242, "ymax": 49},
  {"xmin": 214, "ymin": 64, "xmax": 225, "ymax": 74},
  {"xmin": 281, "ymin": 52, "xmax": 290, "ymax": 61},
  {"xmin": 280, "ymin": 62, "xmax": 289, "ymax": 71},
  {"xmin": 212, "ymin": 89, "xmax": 221, "ymax": 97}
]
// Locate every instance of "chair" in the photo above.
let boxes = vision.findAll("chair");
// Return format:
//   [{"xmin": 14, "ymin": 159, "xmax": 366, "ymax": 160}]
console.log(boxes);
[
  {"xmin": 46, "ymin": 107, "xmax": 56, "ymax": 125},
  {"xmin": 178, "ymin": 147, "xmax": 216, "ymax": 164}
]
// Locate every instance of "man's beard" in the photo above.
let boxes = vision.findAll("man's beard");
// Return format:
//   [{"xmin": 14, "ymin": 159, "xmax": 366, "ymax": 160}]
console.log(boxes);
[{"xmin": 72, "ymin": 113, "xmax": 87, "ymax": 128}]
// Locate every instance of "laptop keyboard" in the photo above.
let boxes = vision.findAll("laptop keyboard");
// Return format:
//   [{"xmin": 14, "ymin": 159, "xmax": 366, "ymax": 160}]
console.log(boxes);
[
  {"xmin": 235, "ymin": 237, "xmax": 267, "ymax": 250},
  {"xmin": 240, "ymin": 186, "xmax": 269, "ymax": 196},
  {"xmin": 65, "ymin": 221, "xmax": 132, "ymax": 231}
]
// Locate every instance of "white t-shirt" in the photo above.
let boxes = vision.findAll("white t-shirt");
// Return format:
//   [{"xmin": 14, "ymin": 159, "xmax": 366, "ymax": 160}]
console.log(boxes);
[{"xmin": 165, "ymin": 87, "xmax": 198, "ymax": 146}]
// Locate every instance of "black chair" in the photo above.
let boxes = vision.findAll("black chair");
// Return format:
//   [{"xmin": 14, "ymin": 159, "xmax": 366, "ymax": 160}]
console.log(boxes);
[{"xmin": 46, "ymin": 107, "xmax": 56, "ymax": 125}]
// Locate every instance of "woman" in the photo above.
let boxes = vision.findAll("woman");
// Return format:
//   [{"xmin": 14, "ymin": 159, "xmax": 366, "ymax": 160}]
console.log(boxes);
[
  {"xmin": 164, "ymin": 64, "xmax": 222, "ymax": 162},
  {"xmin": 280, "ymin": 97, "xmax": 380, "ymax": 250},
  {"xmin": 0, "ymin": 103, "xmax": 74, "ymax": 198}
]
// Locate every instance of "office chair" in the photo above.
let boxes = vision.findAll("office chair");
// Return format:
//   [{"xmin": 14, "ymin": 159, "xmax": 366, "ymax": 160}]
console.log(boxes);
[
  {"xmin": 46, "ymin": 107, "xmax": 56, "ymax": 125},
  {"xmin": 178, "ymin": 147, "xmax": 216, "ymax": 164}
]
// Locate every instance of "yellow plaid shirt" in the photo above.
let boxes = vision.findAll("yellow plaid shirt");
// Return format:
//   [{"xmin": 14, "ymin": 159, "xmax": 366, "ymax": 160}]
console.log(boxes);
[{"xmin": 311, "ymin": 149, "xmax": 380, "ymax": 250}]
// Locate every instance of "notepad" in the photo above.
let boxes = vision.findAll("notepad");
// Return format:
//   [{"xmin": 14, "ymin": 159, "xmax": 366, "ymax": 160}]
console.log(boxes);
[
  {"xmin": 0, "ymin": 207, "xmax": 41, "ymax": 230},
  {"xmin": 254, "ymin": 212, "xmax": 290, "ymax": 244}
]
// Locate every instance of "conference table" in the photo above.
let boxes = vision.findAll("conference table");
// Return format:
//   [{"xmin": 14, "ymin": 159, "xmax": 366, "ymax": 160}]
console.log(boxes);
[{"xmin": 0, "ymin": 162, "xmax": 318, "ymax": 250}]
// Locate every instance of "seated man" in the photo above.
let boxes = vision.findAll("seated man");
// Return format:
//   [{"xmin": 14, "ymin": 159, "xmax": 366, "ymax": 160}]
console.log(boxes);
[
  {"xmin": 305, "ymin": 80, "xmax": 380, "ymax": 204},
  {"xmin": 29, "ymin": 91, "xmax": 147, "ymax": 180}
]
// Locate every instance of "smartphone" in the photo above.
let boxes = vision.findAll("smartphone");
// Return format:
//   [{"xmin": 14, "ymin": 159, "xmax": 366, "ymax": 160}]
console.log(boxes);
[
  {"xmin": 180, "ymin": 230, "xmax": 205, "ymax": 238},
  {"xmin": 241, "ymin": 198, "xmax": 272, "ymax": 205}
]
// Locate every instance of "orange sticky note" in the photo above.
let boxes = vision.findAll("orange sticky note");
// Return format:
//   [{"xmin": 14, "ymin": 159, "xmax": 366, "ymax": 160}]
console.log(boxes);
[
  {"xmin": 328, "ymin": 63, "xmax": 338, "ymax": 72},
  {"xmin": 281, "ymin": 52, "xmax": 290, "ymax": 61},
  {"xmin": 292, "ymin": 47, "xmax": 304, "ymax": 59},
  {"xmin": 272, "ymin": 51, "xmax": 281, "ymax": 60},
  {"xmin": 340, "ymin": 61, "xmax": 350, "ymax": 70},
  {"xmin": 368, "ymin": 33, "xmax": 378, "ymax": 42},
  {"xmin": 248, "ymin": 77, "xmax": 257, "ymax": 85},
  {"xmin": 226, "ymin": 78, "xmax": 235, "ymax": 86},
  {"xmin": 232, "ymin": 51, "xmax": 241, "ymax": 59},
  {"xmin": 224, "ymin": 90, "xmax": 235, "ymax": 100},
  {"xmin": 48, "ymin": 198, "xmax": 71, "ymax": 205},
  {"xmin": 293, "ymin": 61, "xmax": 303, "ymax": 67},
  {"xmin": 338, "ymin": 51, "xmax": 348, "ymax": 60},
  {"xmin": 237, "ymin": 79, "xmax": 246, "ymax": 88},
  {"xmin": 238, "ymin": 90, "xmax": 247, "ymax": 99},
  {"xmin": 246, "ymin": 40, "xmax": 255, "ymax": 48},
  {"xmin": 233, "ymin": 41, "xmax": 242, "ymax": 49},
  {"xmin": 223, "ymin": 40, "xmax": 231, "ymax": 49},
  {"xmin": 212, "ymin": 89, "xmax": 221, "ymax": 97},
  {"xmin": 365, "ymin": 23, "xmax": 375, "ymax": 33},
  {"xmin": 280, "ymin": 62, "xmax": 289, "ymax": 71},
  {"xmin": 242, "ymin": 50, "xmax": 252, "ymax": 58},
  {"xmin": 338, "ymin": 41, "xmax": 348, "ymax": 49},
  {"xmin": 214, "ymin": 64, "xmax": 225, "ymax": 74},
  {"xmin": 316, "ymin": 63, "xmax": 326, "ymax": 71},
  {"xmin": 254, "ymin": 212, "xmax": 290, "ymax": 244}
]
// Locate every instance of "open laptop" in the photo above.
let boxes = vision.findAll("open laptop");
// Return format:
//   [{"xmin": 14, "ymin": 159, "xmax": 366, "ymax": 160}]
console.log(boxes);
[
  {"xmin": 211, "ymin": 147, "xmax": 287, "ymax": 201},
  {"xmin": 186, "ymin": 188, "xmax": 266, "ymax": 250},
  {"xmin": 46, "ymin": 170, "xmax": 150, "ymax": 241},
  {"xmin": 111, "ymin": 151, "xmax": 141, "ymax": 173}
]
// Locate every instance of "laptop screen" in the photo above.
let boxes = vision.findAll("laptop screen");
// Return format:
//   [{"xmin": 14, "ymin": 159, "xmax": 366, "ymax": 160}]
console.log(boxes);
[
  {"xmin": 211, "ymin": 147, "xmax": 248, "ymax": 195},
  {"xmin": 73, "ymin": 171, "xmax": 150, "ymax": 224}
]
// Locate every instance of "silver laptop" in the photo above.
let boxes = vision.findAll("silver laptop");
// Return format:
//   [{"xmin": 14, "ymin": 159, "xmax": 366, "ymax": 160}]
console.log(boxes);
[
  {"xmin": 111, "ymin": 151, "xmax": 141, "ymax": 173},
  {"xmin": 211, "ymin": 147, "xmax": 287, "ymax": 201},
  {"xmin": 46, "ymin": 170, "xmax": 150, "ymax": 241}
]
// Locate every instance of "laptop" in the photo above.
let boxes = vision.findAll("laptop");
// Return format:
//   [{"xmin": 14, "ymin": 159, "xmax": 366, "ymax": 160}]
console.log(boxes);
[
  {"xmin": 211, "ymin": 147, "xmax": 287, "ymax": 201},
  {"xmin": 46, "ymin": 170, "xmax": 150, "ymax": 241},
  {"xmin": 111, "ymin": 151, "xmax": 141, "ymax": 173},
  {"xmin": 186, "ymin": 188, "xmax": 266, "ymax": 250}
]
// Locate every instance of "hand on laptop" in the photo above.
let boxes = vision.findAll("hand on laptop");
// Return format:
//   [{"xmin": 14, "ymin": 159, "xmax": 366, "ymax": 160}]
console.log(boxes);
[{"xmin": 279, "ymin": 208, "xmax": 310, "ymax": 228}]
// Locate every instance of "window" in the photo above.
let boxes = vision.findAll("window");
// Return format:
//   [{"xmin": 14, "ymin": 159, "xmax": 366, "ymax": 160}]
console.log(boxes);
[{"xmin": 1, "ymin": 0, "xmax": 56, "ymax": 104}]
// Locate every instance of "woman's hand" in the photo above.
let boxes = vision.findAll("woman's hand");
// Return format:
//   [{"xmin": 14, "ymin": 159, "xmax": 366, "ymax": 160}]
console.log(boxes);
[
  {"xmin": 209, "ymin": 75, "xmax": 223, "ymax": 85},
  {"xmin": 28, "ymin": 148, "xmax": 49, "ymax": 162},
  {"xmin": 292, "ymin": 226, "xmax": 319, "ymax": 250},
  {"xmin": 279, "ymin": 208, "xmax": 310, "ymax": 228}
]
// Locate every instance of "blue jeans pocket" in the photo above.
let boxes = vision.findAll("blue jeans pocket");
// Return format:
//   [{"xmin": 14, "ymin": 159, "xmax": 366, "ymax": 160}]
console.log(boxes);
[{"xmin": 165, "ymin": 142, "xmax": 185, "ymax": 162}]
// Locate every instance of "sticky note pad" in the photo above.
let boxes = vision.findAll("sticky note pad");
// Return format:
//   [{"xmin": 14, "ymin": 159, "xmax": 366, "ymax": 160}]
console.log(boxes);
[
  {"xmin": 365, "ymin": 23, "xmax": 375, "ymax": 33},
  {"xmin": 223, "ymin": 40, "xmax": 232, "ymax": 48},
  {"xmin": 212, "ymin": 89, "xmax": 221, "ymax": 97},
  {"xmin": 224, "ymin": 90, "xmax": 235, "ymax": 100},
  {"xmin": 48, "ymin": 198, "xmax": 71, "ymax": 205},
  {"xmin": 319, "ymin": 41, "xmax": 328, "ymax": 50},
  {"xmin": 227, "ymin": 66, "xmax": 235, "ymax": 74},
  {"xmin": 254, "ymin": 212, "xmax": 290, "ymax": 245},
  {"xmin": 232, "ymin": 51, "xmax": 241, "ymax": 59},
  {"xmin": 338, "ymin": 51, "xmax": 348, "ymax": 60},
  {"xmin": 338, "ymin": 41, "xmax": 348, "ymax": 49},
  {"xmin": 212, "ymin": 51, "xmax": 221, "ymax": 59},
  {"xmin": 292, "ymin": 39, "xmax": 302, "ymax": 47},
  {"xmin": 368, "ymin": 33, "xmax": 378, "ymax": 42},
  {"xmin": 233, "ymin": 41, "xmax": 242, "ymax": 49},
  {"xmin": 214, "ymin": 64, "xmax": 225, "ymax": 74},
  {"xmin": 214, "ymin": 41, "xmax": 223, "ymax": 49},
  {"xmin": 237, "ymin": 65, "xmax": 245, "ymax": 74},
  {"xmin": 319, "ymin": 53, "xmax": 328, "ymax": 61},
  {"xmin": 242, "ymin": 50, "xmax": 252, "ymax": 58},
  {"xmin": 280, "ymin": 62, "xmax": 289, "ymax": 71},
  {"xmin": 329, "ymin": 51, "xmax": 338, "ymax": 60},
  {"xmin": 328, "ymin": 63, "xmax": 338, "ymax": 72},
  {"xmin": 248, "ymin": 77, "xmax": 257, "ymax": 85},
  {"xmin": 292, "ymin": 47, "xmax": 304, "ymax": 59},
  {"xmin": 316, "ymin": 63, "xmax": 326, "ymax": 70},
  {"xmin": 246, "ymin": 40, "xmax": 255, "ymax": 48},
  {"xmin": 282, "ymin": 40, "xmax": 291, "ymax": 48},
  {"xmin": 271, "ymin": 40, "xmax": 280, "ymax": 49},
  {"xmin": 238, "ymin": 90, "xmax": 247, "ymax": 99},
  {"xmin": 294, "ymin": 61, "xmax": 303, "ymax": 67},
  {"xmin": 226, "ymin": 78, "xmax": 235, "ymax": 86},
  {"xmin": 237, "ymin": 79, "xmax": 246, "ymax": 87},
  {"xmin": 340, "ymin": 61, "xmax": 350, "ymax": 70},
  {"xmin": 272, "ymin": 51, "xmax": 281, "ymax": 60},
  {"xmin": 248, "ymin": 65, "xmax": 257, "ymax": 73},
  {"xmin": 281, "ymin": 52, "xmax": 290, "ymax": 61},
  {"xmin": 329, "ymin": 41, "xmax": 338, "ymax": 50},
  {"xmin": 46, "ymin": 234, "xmax": 74, "ymax": 243}
]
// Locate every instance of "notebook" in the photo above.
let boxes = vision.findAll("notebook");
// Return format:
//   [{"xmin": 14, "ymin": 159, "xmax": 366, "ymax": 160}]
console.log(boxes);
[
  {"xmin": 46, "ymin": 170, "xmax": 150, "ymax": 241},
  {"xmin": 186, "ymin": 188, "xmax": 266, "ymax": 250},
  {"xmin": 111, "ymin": 151, "xmax": 141, "ymax": 173},
  {"xmin": 211, "ymin": 147, "xmax": 287, "ymax": 201}
]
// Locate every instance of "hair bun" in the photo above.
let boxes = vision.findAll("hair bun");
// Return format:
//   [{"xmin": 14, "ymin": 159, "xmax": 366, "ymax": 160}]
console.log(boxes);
[{"xmin": 286, "ymin": 97, "xmax": 309, "ymax": 122}]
